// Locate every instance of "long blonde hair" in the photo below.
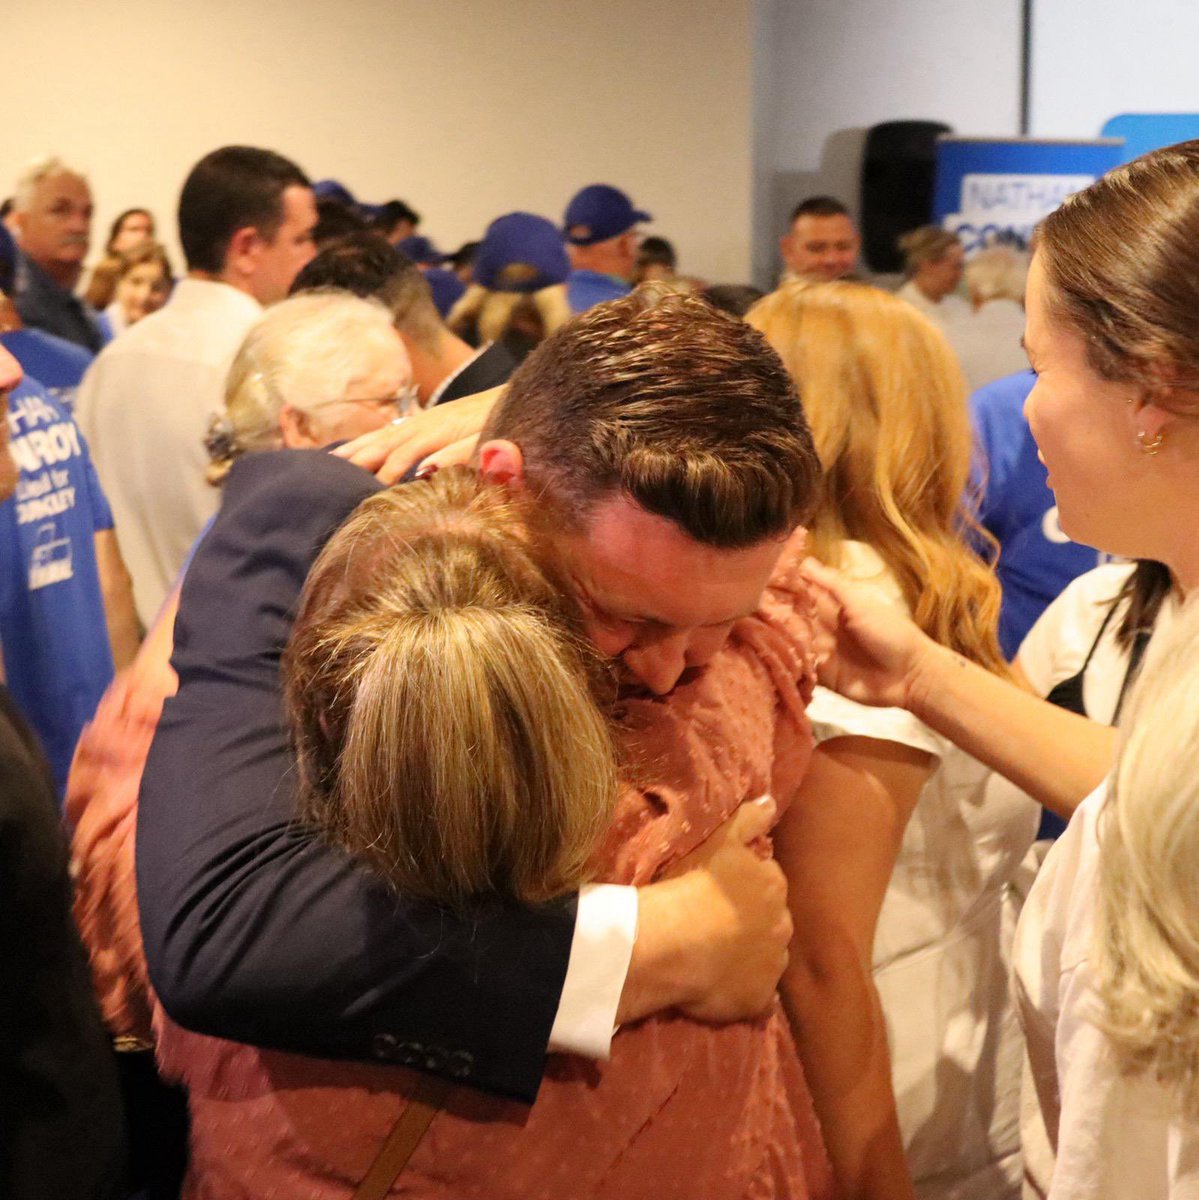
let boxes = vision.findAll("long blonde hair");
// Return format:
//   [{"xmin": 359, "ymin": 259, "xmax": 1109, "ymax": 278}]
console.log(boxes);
[
  {"xmin": 1095, "ymin": 596, "xmax": 1199, "ymax": 1111},
  {"xmin": 747, "ymin": 280, "xmax": 1005, "ymax": 672},
  {"xmin": 283, "ymin": 468, "xmax": 618, "ymax": 910},
  {"xmin": 446, "ymin": 281, "xmax": 571, "ymax": 347}
]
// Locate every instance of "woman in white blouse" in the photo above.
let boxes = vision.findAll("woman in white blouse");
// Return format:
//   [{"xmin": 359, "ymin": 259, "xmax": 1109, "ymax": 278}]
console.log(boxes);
[
  {"xmin": 748, "ymin": 280, "xmax": 1027, "ymax": 1200},
  {"xmin": 806, "ymin": 139, "xmax": 1199, "ymax": 1199}
]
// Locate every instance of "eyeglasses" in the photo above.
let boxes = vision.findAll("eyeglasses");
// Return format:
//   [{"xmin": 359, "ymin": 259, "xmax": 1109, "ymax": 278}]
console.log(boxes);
[{"xmin": 315, "ymin": 381, "xmax": 421, "ymax": 418}]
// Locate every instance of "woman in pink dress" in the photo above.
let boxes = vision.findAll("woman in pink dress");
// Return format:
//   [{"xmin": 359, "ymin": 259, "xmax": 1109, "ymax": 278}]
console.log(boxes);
[{"xmin": 72, "ymin": 464, "xmax": 833, "ymax": 1199}]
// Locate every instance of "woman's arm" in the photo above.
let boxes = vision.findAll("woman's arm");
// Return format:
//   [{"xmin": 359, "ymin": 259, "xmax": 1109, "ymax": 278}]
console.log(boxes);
[
  {"xmin": 776, "ymin": 735, "xmax": 931, "ymax": 1200},
  {"xmin": 907, "ymin": 643, "xmax": 1112, "ymax": 818},
  {"xmin": 804, "ymin": 559, "xmax": 1115, "ymax": 818}
]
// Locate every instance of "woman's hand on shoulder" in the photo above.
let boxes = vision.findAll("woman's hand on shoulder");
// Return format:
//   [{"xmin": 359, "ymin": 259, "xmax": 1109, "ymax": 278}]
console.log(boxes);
[
  {"xmin": 333, "ymin": 386, "xmax": 503, "ymax": 484},
  {"xmin": 801, "ymin": 557, "xmax": 935, "ymax": 710}
]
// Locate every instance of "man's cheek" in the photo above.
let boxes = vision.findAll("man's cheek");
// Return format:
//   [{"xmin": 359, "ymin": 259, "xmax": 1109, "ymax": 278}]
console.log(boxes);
[{"xmin": 686, "ymin": 626, "xmax": 733, "ymax": 666}]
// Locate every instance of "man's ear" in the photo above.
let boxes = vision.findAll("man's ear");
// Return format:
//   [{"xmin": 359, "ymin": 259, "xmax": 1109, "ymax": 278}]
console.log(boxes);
[
  {"xmin": 278, "ymin": 404, "xmax": 321, "ymax": 449},
  {"xmin": 222, "ymin": 225, "xmax": 261, "ymax": 284},
  {"xmin": 778, "ymin": 232, "xmax": 792, "ymax": 268},
  {"xmin": 477, "ymin": 438, "xmax": 526, "ymax": 489}
]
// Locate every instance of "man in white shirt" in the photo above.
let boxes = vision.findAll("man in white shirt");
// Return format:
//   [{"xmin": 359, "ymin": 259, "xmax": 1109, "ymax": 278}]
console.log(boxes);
[{"xmin": 76, "ymin": 146, "xmax": 317, "ymax": 626}]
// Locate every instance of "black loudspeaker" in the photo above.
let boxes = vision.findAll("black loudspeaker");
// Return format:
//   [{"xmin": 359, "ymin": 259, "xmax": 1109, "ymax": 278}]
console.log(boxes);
[{"xmin": 859, "ymin": 120, "xmax": 952, "ymax": 273}]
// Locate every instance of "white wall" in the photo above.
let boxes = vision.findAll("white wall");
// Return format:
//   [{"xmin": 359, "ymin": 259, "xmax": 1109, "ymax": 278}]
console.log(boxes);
[
  {"xmin": 1030, "ymin": 0, "xmax": 1199, "ymax": 137},
  {"xmin": 753, "ymin": 0, "xmax": 1023, "ymax": 286},
  {"xmin": 2, "ymin": 0, "xmax": 753, "ymax": 282}
]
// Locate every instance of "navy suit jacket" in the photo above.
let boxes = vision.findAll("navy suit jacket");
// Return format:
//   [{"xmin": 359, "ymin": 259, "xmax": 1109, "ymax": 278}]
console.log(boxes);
[
  {"xmin": 136, "ymin": 450, "xmax": 577, "ymax": 1102},
  {"xmin": 435, "ymin": 341, "xmax": 519, "ymax": 406}
]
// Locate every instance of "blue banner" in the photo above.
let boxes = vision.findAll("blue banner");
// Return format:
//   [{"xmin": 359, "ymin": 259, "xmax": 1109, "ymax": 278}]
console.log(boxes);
[
  {"xmin": 1100, "ymin": 114, "xmax": 1199, "ymax": 164},
  {"xmin": 933, "ymin": 138, "xmax": 1124, "ymax": 253}
]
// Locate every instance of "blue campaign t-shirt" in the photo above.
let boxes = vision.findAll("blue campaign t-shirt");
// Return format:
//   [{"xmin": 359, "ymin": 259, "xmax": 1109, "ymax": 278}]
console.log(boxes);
[
  {"xmin": 971, "ymin": 370, "xmax": 1102, "ymax": 658},
  {"xmin": 1, "ymin": 328, "xmax": 93, "ymax": 413},
  {"xmin": 0, "ymin": 377, "xmax": 115, "ymax": 796},
  {"xmin": 565, "ymin": 269, "xmax": 629, "ymax": 314}
]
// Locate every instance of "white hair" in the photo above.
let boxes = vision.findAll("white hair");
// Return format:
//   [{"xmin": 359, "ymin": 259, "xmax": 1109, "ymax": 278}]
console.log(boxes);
[
  {"xmin": 964, "ymin": 245, "xmax": 1029, "ymax": 306},
  {"xmin": 13, "ymin": 156, "xmax": 89, "ymax": 212},
  {"xmin": 1095, "ymin": 593, "xmax": 1199, "ymax": 1112},
  {"xmin": 206, "ymin": 290, "xmax": 402, "ymax": 484}
]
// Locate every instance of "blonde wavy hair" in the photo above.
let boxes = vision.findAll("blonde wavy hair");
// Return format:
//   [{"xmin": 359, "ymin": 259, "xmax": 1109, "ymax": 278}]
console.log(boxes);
[
  {"xmin": 446, "ymin": 280, "xmax": 571, "ymax": 348},
  {"xmin": 283, "ymin": 467, "xmax": 618, "ymax": 910},
  {"xmin": 1095, "ymin": 596, "xmax": 1199, "ymax": 1111},
  {"xmin": 747, "ymin": 280, "xmax": 1006, "ymax": 673}
]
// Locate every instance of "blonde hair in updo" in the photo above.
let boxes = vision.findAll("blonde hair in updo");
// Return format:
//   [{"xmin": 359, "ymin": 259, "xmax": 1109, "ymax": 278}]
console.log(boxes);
[
  {"xmin": 897, "ymin": 225, "xmax": 961, "ymax": 276},
  {"xmin": 747, "ymin": 280, "xmax": 1006, "ymax": 674},
  {"xmin": 206, "ymin": 290, "xmax": 401, "ymax": 485},
  {"xmin": 283, "ymin": 468, "xmax": 618, "ymax": 910},
  {"xmin": 1095, "ymin": 597, "xmax": 1199, "ymax": 1112}
]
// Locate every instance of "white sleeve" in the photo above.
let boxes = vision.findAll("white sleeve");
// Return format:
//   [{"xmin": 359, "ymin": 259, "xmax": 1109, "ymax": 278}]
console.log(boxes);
[
  {"xmin": 1017, "ymin": 563, "xmax": 1134, "ymax": 697},
  {"xmin": 546, "ymin": 882, "xmax": 638, "ymax": 1059},
  {"xmin": 807, "ymin": 685, "xmax": 942, "ymax": 758},
  {"xmin": 1017, "ymin": 586, "xmax": 1082, "ymax": 697}
]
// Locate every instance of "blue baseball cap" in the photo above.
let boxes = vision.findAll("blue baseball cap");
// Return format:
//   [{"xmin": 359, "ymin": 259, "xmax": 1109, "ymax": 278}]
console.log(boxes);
[
  {"xmin": 312, "ymin": 179, "xmax": 357, "ymax": 207},
  {"xmin": 313, "ymin": 179, "xmax": 385, "ymax": 222},
  {"xmin": 473, "ymin": 213, "xmax": 570, "ymax": 293},
  {"xmin": 397, "ymin": 235, "xmax": 446, "ymax": 266},
  {"xmin": 563, "ymin": 184, "xmax": 651, "ymax": 246}
]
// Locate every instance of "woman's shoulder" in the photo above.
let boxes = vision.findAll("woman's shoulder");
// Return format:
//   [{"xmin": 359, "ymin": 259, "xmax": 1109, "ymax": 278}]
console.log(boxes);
[{"xmin": 834, "ymin": 540, "xmax": 909, "ymax": 612}]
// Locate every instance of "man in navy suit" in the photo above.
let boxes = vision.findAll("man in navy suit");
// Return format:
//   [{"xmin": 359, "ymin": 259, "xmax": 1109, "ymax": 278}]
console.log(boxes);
[{"xmin": 139, "ymin": 289, "xmax": 812, "ymax": 1102}]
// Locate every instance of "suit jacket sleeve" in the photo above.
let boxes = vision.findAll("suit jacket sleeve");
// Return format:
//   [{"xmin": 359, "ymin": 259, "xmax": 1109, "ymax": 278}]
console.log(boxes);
[{"xmin": 136, "ymin": 449, "xmax": 577, "ymax": 1103}]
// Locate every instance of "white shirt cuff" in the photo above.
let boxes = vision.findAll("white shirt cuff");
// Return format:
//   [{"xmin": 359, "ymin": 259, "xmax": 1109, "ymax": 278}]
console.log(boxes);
[{"xmin": 546, "ymin": 882, "xmax": 638, "ymax": 1060}]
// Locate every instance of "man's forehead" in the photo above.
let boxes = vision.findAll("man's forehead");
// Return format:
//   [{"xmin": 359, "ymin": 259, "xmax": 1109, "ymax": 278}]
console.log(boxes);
[
  {"xmin": 557, "ymin": 492, "xmax": 787, "ymax": 627},
  {"xmin": 794, "ymin": 213, "xmax": 854, "ymax": 237},
  {"xmin": 38, "ymin": 172, "xmax": 89, "ymax": 197}
]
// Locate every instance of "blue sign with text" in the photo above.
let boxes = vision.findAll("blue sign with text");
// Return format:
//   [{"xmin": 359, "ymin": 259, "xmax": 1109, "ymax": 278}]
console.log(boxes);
[{"xmin": 933, "ymin": 138, "xmax": 1124, "ymax": 253}]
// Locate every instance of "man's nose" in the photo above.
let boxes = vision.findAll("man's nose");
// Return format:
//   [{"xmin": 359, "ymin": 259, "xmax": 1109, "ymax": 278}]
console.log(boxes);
[{"xmin": 622, "ymin": 635, "xmax": 689, "ymax": 696}]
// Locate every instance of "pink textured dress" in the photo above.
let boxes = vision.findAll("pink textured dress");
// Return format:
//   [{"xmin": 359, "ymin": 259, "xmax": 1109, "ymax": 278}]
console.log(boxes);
[{"xmin": 71, "ymin": 539, "xmax": 833, "ymax": 1200}]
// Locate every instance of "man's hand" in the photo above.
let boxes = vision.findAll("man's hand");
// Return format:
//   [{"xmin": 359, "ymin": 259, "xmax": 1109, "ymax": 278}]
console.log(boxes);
[
  {"xmin": 617, "ymin": 796, "xmax": 792, "ymax": 1026},
  {"xmin": 801, "ymin": 557, "xmax": 934, "ymax": 710},
  {"xmin": 333, "ymin": 387, "xmax": 502, "ymax": 483}
]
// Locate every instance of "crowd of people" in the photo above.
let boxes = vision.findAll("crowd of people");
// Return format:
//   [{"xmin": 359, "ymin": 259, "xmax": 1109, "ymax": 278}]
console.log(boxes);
[{"xmin": 2, "ymin": 136, "xmax": 1198, "ymax": 1200}]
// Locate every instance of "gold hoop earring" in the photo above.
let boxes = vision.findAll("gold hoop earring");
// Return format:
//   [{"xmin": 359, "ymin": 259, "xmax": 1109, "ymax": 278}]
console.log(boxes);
[{"xmin": 1136, "ymin": 430, "xmax": 1164, "ymax": 455}]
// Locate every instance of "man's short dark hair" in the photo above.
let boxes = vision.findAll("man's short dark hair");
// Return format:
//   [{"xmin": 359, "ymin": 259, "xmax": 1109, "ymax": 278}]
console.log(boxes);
[
  {"xmin": 700, "ymin": 284, "xmax": 765, "ymax": 319},
  {"xmin": 178, "ymin": 146, "xmax": 310, "ymax": 274},
  {"xmin": 637, "ymin": 236, "xmax": 676, "ymax": 270},
  {"xmin": 290, "ymin": 231, "xmax": 443, "ymax": 345},
  {"xmin": 485, "ymin": 290, "xmax": 820, "ymax": 549},
  {"xmin": 371, "ymin": 199, "xmax": 421, "ymax": 237},
  {"xmin": 313, "ymin": 199, "xmax": 368, "ymax": 248},
  {"xmin": 789, "ymin": 195, "xmax": 850, "ymax": 224}
]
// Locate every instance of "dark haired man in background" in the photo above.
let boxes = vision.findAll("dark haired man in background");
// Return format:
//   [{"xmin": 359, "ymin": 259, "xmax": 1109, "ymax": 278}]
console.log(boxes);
[
  {"xmin": 779, "ymin": 195, "xmax": 860, "ymax": 283},
  {"xmin": 75, "ymin": 146, "xmax": 316, "ymax": 625}
]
